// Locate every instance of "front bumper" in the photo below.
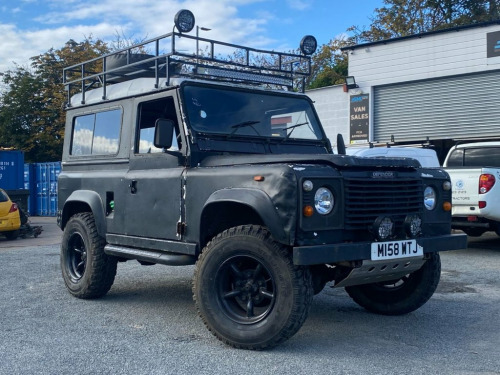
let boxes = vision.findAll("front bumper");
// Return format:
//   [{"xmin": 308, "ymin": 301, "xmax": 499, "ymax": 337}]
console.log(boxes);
[{"xmin": 293, "ymin": 233, "xmax": 468, "ymax": 266}]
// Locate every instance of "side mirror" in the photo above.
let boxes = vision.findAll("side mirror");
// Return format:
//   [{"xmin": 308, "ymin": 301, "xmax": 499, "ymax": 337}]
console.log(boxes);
[
  {"xmin": 154, "ymin": 119, "xmax": 174, "ymax": 149},
  {"xmin": 337, "ymin": 133, "xmax": 346, "ymax": 155}
]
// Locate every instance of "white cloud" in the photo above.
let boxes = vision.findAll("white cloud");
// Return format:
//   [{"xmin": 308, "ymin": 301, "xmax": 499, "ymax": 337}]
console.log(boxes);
[
  {"xmin": 0, "ymin": 22, "xmax": 125, "ymax": 72},
  {"xmin": 0, "ymin": 0, "xmax": 283, "ymax": 72},
  {"xmin": 286, "ymin": 0, "xmax": 312, "ymax": 11}
]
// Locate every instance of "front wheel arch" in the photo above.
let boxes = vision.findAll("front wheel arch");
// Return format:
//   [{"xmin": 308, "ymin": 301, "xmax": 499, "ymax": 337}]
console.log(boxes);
[{"xmin": 201, "ymin": 188, "xmax": 291, "ymax": 247}]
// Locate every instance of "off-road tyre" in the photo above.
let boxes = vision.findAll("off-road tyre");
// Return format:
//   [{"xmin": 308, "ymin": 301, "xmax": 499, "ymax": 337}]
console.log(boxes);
[
  {"xmin": 4, "ymin": 230, "xmax": 19, "ymax": 240},
  {"xmin": 345, "ymin": 253, "xmax": 441, "ymax": 315},
  {"xmin": 61, "ymin": 212, "xmax": 117, "ymax": 299},
  {"xmin": 193, "ymin": 225, "xmax": 313, "ymax": 350}
]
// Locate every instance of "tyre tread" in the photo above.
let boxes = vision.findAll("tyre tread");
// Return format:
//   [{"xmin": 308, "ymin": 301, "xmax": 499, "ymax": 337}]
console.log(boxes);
[
  {"xmin": 345, "ymin": 253, "xmax": 441, "ymax": 315},
  {"xmin": 61, "ymin": 212, "xmax": 117, "ymax": 299},
  {"xmin": 193, "ymin": 224, "xmax": 313, "ymax": 350}
]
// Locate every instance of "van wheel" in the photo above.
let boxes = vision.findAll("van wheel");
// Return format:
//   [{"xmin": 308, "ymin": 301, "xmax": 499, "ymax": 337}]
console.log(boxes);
[
  {"xmin": 345, "ymin": 253, "xmax": 441, "ymax": 315},
  {"xmin": 61, "ymin": 212, "xmax": 117, "ymax": 299},
  {"xmin": 193, "ymin": 225, "xmax": 313, "ymax": 350}
]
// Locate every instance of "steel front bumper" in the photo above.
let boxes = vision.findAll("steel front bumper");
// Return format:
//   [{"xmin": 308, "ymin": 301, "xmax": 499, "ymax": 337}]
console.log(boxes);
[{"xmin": 293, "ymin": 234, "xmax": 468, "ymax": 266}]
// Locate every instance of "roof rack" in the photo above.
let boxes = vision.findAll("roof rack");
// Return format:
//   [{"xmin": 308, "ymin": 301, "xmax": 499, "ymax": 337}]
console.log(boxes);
[{"xmin": 63, "ymin": 14, "xmax": 315, "ymax": 107}]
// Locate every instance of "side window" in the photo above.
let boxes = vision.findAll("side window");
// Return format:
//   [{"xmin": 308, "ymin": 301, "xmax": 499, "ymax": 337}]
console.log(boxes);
[
  {"xmin": 464, "ymin": 148, "xmax": 500, "ymax": 167},
  {"xmin": 71, "ymin": 109, "xmax": 121, "ymax": 156},
  {"xmin": 136, "ymin": 97, "xmax": 181, "ymax": 154},
  {"xmin": 0, "ymin": 190, "xmax": 9, "ymax": 203},
  {"xmin": 446, "ymin": 149, "xmax": 464, "ymax": 167}
]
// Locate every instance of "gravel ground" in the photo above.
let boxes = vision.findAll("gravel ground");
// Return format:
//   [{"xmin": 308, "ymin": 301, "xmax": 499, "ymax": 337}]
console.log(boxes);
[{"xmin": 0, "ymin": 226, "xmax": 499, "ymax": 375}]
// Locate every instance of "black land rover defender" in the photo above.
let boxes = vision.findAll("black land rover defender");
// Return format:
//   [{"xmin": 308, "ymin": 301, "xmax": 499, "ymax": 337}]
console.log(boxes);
[{"xmin": 57, "ymin": 10, "xmax": 467, "ymax": 350}]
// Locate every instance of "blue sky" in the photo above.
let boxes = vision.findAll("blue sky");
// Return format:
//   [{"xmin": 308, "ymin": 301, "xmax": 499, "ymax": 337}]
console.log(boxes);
[{"xmin": 0, "ymin": 0, "xmax": 385, "ymax": 72}]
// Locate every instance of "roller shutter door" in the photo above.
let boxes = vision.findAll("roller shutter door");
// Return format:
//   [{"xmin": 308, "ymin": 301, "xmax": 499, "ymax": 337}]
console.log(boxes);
[{"xmin": 373, "ymin": 70, "xmax": 500, "ymax": 143}]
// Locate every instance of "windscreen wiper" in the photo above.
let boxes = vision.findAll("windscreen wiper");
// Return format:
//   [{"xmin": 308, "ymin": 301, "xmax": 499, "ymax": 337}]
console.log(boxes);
[
  {"xmin": 281, "ymin": 122, "xmax": 310, "ymax": 141},
  {"xmin": 230, "ymin": 120, "xmax": 261, "ymax": 136}
]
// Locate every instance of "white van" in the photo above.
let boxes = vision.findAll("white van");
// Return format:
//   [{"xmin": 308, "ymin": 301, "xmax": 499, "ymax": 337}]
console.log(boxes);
[{"xmin": 346, "ymin": 146, "xmax": 440, "ymax": 167}]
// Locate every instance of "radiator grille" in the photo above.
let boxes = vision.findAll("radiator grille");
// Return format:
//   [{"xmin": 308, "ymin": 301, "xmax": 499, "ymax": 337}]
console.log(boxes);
[{"xmin": 344, "ymin": 177, "xmax": 423, "ymax": 230}]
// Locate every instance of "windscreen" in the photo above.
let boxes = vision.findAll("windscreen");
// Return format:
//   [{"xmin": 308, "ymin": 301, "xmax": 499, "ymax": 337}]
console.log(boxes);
[{"xmin": 182, "ymin": 84, "xmax": 323, "ymax": 141}]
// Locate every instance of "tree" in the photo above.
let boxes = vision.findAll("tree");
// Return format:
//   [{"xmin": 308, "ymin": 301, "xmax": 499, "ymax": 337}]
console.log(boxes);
[
  {"xmin": 306, "ymin": 0, "xmax": 500, "ymax": 90},
  {"xmin": 0, "ymin": 37, "xmax": 109, "ymax": 162},
  {"xmin": 0, "ymin": 67, "xmax": 44, "ymax": 160},
  {"xmin": 350, "ymin": 0, "xmax": 500, "ymax": 43},
  {"xmin": 307, "ymin": 38, "xmax": 350, "ymax": 89}
]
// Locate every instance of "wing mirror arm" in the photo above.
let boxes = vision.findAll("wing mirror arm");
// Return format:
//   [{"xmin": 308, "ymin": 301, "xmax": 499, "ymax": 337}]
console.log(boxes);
[{"xmin": 337, "ymin": 133, "xmax": 346, "ymax": 155}]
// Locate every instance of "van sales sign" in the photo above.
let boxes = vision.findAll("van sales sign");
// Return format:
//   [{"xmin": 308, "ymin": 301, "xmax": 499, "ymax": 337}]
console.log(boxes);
[{"xmin": 349, "ymin": 94, "xmax": 369, "ymax": 144}]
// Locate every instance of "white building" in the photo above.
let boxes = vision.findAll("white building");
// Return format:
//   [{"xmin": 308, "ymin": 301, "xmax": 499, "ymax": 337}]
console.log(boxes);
[{"xmin": 308, "ymin": 21, "xmax": 500, "ymax": 160}]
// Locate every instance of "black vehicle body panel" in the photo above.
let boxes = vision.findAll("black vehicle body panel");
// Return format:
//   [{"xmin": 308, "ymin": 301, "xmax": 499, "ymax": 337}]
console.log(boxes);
[{"xmin": 58, "ymin": 80, "xmax": 467, "ymax": 268}]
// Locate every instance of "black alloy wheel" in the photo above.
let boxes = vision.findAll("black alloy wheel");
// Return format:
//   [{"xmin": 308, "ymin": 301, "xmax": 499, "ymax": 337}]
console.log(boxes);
[
  {"xmin": 60, "ymin": 212, "xmax": 117, "ymax": 299},
  {"xmin": 193, "ymin": 225, "xmax": 313, "ymax": 350},
  {"xmin": 215, "ymin": 255, "xmax": 276, "ymax": 324},
  {"xmin": 66, "ymin": 231, "xmax": 87, "ymax": 281}
]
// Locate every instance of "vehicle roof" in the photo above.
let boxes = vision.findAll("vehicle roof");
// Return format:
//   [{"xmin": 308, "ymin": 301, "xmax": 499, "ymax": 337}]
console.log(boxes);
[
  {"xmin": 452, "ymin": 141, "xmax": 500, "ymax": 149},
  {"xmin": 68, "ymin": 77, "xmax": 310, "ymax": 108}
]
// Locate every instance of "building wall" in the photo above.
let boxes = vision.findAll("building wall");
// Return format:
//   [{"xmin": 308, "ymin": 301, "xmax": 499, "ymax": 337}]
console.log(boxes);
[
  {"xmin": 306, "ymin": 84, "xmax": 349, "ymax": 148},
  {"xmin": 306, "ymin": 23, "xmax": 500, "ymax": 152},
  {"xmin": 349, "ymin": 23, "xmax": 500, "ymax": 89}
]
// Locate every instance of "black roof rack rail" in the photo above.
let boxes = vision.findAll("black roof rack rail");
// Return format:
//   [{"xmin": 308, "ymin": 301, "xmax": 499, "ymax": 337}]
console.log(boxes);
[{"xmin": 63, "ymin": 31, "xmax": 314, "ymax": 106}]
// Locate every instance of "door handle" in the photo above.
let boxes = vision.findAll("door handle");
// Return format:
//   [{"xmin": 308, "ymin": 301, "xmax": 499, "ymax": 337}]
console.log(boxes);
[{"xmin": 129, "ymin": 180, "xmax": 137, "ymax": 194}]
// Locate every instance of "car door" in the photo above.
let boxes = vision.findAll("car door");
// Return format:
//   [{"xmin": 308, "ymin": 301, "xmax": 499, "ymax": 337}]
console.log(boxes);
[{"xmin": 120, "ymin": 94, "xmax": 185, "ymax": 241}]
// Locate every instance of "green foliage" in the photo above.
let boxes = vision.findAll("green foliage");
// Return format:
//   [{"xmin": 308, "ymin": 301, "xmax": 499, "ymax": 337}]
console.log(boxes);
[
  {"xmin": 349, "ymin": 0, "xmax": 500, "ymax": 43},
  {"xmin": 307, "ymin": 39, "xmax": 350, "ymax": 89},
  {"xmin": 0, "ymin": 67, "xmax": 44, "ymax": 160},
  {"xmin": 0, "ymin": 37, "xmax": 109, "ymax": 162},
  {"xmin": 308, "ymin": 0, "xmax": 500, "ymax": 90}
]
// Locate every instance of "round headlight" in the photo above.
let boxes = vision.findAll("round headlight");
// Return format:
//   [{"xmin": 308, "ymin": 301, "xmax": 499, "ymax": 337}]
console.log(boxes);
[
  {"xmin": 443, "ymin": 181, "xmax": 451, "ymax": 191},
  {"xmin": 314, "ymin": 187, "xmax": 334, "ymax": 215},
  {"xmin": 374, "ymin": 216, "xmax": 394, "ymax": 240},
  {"xmin": 424, "ymin": 186, "xmax": 437, "ymax": 210},
  {"xmin": 303, "ymin": 180, "xmax": 313, "ymax": 192},
  {"xmin": 300, "ymin": 35, "xmax": 317, "ymax": 55},
  {"xmin": 174, "ymin": 9, "xmax": 195, "ymax": 33},
  {"xmin": 404, "ymin": 214, "xmax": 422, "ymax": 237}
]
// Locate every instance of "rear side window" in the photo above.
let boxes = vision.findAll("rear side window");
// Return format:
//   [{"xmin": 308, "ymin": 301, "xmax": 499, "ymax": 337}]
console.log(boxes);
[
  {"xmin": 71, "ymin": 109, "xmax": 122, "ymax": 156},
  {"xmin": 0, "ymin": 190, "xmax": 9, "ymax": 202},
  {"xmin": 446, "ymin": 149, "xmax": 464, "ymax": 167},
  {"xmin": 464, "ymin": 147, "xmax": 500, "ymax": 167}
]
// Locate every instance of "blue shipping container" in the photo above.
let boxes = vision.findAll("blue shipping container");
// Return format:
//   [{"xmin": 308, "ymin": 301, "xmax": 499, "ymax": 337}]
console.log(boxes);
[
  {"xmin": 34, "ymin": 162, "xmax": 61, "ymax": 216},
  {"xmin": 23, "ymin": 161, "xmax": 61, "ymax": 217},
  {"xmin": 23, "ymin": 163, "xmax": 36, "ymax": 215},
  {"xmin": 0, "ymin": 150, "xmax": 24, "ymax": 190}
]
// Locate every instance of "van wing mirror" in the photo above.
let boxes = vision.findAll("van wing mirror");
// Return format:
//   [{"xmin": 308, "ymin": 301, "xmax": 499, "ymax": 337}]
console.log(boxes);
[
  {"xmin": 154, "ymin": 119, "xmax": 174, "ymax": 149},
  {"xmin": 337, "ymin": 133, "xmax": 346, "ymax": 155}
]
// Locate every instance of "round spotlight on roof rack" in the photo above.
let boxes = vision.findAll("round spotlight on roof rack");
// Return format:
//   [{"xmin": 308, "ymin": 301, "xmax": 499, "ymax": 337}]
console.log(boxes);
[
  {"xmin": 300, "ymin": 35, "xmax": 317, "ymax": 55},
  {"xmin": 174, "ymin": 9, "xmax": 195, "ymax": 33}
]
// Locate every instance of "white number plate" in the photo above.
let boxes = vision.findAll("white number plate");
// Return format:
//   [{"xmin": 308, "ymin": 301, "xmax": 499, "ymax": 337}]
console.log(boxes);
[{"xmin": 371, "ymin": 239, "xmax": 423, "ymax": 261}]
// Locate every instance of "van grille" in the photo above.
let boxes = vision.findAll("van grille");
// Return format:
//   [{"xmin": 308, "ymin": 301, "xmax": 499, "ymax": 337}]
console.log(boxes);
[{"xmin": 344, "ymin": 177, "xmax": 423, "ymax": 230}]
